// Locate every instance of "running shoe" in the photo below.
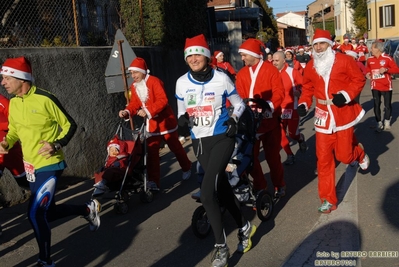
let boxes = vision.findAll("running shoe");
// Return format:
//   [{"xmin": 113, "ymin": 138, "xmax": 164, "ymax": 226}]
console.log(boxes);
[
  {"xmin": 36, "ymin": 259, "xmax": 55, "ymax": 267},
  {"xmin": 384, "ymin": 119, "xmax": 391, "ymax": 130},
  {"xmin": 237, "ymin": 222, "xmax": 257, "ymax": 253},
  {"xmin": 274, "ymin": 186, "xmax": 286, "ymax": 198},
  {"xmin": 318, "ymin": 200, "xmax": 337, "ymax": 213},
  {"xmin": 376, "ymin": 121, "xmax": 383, "ymax": 132},
  {"xmin": 358, "ymin": 143, "xmax": 370, "ymax": 170},
  {"xmin": 191, "ymin": 190, "xmax": 201, "ymax": 200},
  {"xmin": 182, "ymin": 169, "xmax": 192, "ymax": 180},
  {"xmin": 85, "ymin": 199, "xmax": 101, "ymax": 231},
  {"xmin": 299, "ymin": 133, "xmax": 307, "ymax": 152},
  {"xmin": 146, "ymin": 181, "xmax": 160, "ymax": 191},
  {"xmin": 211, "ymin": 244, "xmax": 230, "ymax": 267},
  {"xmin": 284, "ymin": 154, "xmax": 295, "ymax": 165}
]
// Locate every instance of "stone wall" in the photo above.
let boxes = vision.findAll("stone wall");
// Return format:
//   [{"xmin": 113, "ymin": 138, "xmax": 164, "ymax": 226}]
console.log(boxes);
[{"xmin": 0, "ymin": 46, "xmax": 188, "ymax": 205}]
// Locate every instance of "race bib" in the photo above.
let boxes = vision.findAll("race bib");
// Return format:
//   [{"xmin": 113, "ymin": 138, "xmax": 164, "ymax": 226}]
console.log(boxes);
[
  {"xmin": 359, "ymin": 52, "xmax": 364, "ymax": 56},
  {"xmin": 372, "ymin": 69, "xmax": 385, "ymax": 79},
  {"xmin": 23, "ymin": 161, "xmax": 36, "ymax": 182},
  {"xmin": 186, "ymin": 105, "xmax": 215, "ymax": 127},
  {"xmin": 281, "ymin": 109, "xmax": 293, "ymax": 119},
  {"xmin": 314, "ymin": 107, "xmax": 328, "ymax": 127}
]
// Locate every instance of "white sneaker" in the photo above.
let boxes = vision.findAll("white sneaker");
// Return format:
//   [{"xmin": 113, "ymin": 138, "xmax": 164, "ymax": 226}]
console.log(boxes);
[
  {"xmin": 85, "ymin": 199, "xmax": 101, "ymax": 231},
  {"xmin": 358, "ymin": 143, "xmax": 370, "ymax": 170},
  {"xmin": 182, "ymin": 169, "xmax": 192, "ymax": 180},
  {"xmin": 179, "ymin": 136, "xmax": 186, "ymax": 145},
  {"xmin": 191, "ymin": 190, "xmax": 201, "ymax": 200},
  {"xmin": 376, "ymin": 121, "xmax": 384, "ymax": 132},
  {"xmin": 384, "ymin": 119, "xmax": 391, "ymax": 130}
]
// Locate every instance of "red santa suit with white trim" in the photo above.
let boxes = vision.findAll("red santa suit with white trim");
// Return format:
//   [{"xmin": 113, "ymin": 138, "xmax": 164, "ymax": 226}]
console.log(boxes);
[
  {"xmin": 0, "ymin": 94, "xmax": 26, "ymax": 181},
  {"xmin": 235, "ymin": 38, "xmax": 285, "ymax": 193},
  {"xmin": 298, "ymin": 29, "xmax": 369, "ymax": 212},
  {"xmin": 122, "ymin": 58, "xmax": 192, "ymax": 188}
]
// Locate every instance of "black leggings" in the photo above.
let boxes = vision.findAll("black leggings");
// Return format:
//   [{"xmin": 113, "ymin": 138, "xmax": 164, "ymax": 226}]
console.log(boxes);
[
  {"xmin": 372, "ymin": 89, "xmax": 392, "ymax": 122},
  {"xmin": 192, "ymin": 134, "xmax": 246, "ymax": 244}
]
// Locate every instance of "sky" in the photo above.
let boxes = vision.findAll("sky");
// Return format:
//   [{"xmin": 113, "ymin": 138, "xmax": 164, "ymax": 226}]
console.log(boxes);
[{"xmin": 268, "ymin": 0, "xmax": 313, "ymax": 13}]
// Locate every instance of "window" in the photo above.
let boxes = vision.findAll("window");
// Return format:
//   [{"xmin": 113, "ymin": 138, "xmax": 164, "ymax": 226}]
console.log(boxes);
[
  {"xmin": 379, "ymin": 5, "xmax": 395, "ymax": 27},
  {"xmin": 367, "ymin": 8, "xmax": 372, "ymax": 30}
]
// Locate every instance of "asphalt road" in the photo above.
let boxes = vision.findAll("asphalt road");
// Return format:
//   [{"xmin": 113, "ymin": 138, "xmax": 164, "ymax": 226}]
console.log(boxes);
[{"xmin": 1, "ymin": 80, "xmax": 399, "ymax": 267}]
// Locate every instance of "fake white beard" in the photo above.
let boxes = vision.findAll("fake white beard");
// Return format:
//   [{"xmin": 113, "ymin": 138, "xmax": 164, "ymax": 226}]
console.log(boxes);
[
  {"xmin": 313, "ymin": 46, "xmax": 335, "ymax": 77},
  {"xmin": 135, "ymin": 79, "xmax": 149, "ymax": 103}
]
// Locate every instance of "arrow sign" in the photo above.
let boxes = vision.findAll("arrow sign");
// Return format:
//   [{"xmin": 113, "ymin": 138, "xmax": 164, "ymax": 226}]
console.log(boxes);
[{"xmin": 105, "ymin": 29, "xmax": 136, "ymax": 94}]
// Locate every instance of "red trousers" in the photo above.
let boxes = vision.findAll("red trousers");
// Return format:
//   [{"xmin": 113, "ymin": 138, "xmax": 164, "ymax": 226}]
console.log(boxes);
[
  {"xmin": 146, "ymin": 130, "xmax": 191, "ymax": 187},
  {"xmin": 250, "ymin": 125, "xmax": 285, "ymax": 191},
  {"xmin": 281, "ymin": 111, "xmax": 301, "ymax": 155},
  {"xmin": 316, "ymin": 128, "xmax": 365, "ymax": 205}
]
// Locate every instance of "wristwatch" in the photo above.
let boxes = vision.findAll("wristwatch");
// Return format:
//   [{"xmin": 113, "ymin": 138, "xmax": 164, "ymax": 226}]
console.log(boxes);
[{"xmin": 53, "ymin": 142, "xmax": 62, "ymax": 152}]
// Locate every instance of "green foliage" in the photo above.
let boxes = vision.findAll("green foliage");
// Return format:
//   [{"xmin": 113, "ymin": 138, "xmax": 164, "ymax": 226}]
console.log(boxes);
[
  {"xmin": 346, "ymin": 0, "xmax": 367, "ymax": 37},
  {"xmin": 120, "ymin": 0, "xmax": 208, "ymax": 48}
]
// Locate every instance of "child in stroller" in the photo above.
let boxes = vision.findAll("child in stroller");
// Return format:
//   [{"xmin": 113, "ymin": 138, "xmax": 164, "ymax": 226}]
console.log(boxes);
[{"xmin": 93, "ymin": 135, "xmax": 130, "ymax": 196}]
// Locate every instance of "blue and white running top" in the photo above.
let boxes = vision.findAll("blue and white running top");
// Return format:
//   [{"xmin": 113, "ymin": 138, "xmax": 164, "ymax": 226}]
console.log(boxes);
[{"xmin": 175, "ymin": 69, "xmax": 245, "ymax": 139}]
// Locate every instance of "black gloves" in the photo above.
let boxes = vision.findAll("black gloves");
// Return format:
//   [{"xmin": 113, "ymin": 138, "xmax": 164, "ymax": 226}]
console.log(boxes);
[
  {"xmin": 223, "ymin": 117, "xmax": 237, "ymax": 138},
  {"xmin": 332, "ymin": 93, "xmax": 346, "ymax": 106},
  {"xmin": 297, "ymin": 104, "xmax": 307, "ymax": 117},
  {"xmin": 178, "ymin": 112, "xmax": 190, "ymax": 128}
]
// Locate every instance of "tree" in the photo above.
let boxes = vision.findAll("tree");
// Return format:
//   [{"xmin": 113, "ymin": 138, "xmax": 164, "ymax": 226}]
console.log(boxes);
[
  {"xmin": 347, "ymin": 0, "xmax": 367, "ymax": 38},
  {"xmin": 120, "ymin": 0, "xmax": 208, "ymax": 49}
]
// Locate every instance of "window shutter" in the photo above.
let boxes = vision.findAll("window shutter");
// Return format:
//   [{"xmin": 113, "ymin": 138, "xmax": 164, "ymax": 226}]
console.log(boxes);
[{"xmin": 379, "ymin": 6, "xmax": 383, "ymax": 27}]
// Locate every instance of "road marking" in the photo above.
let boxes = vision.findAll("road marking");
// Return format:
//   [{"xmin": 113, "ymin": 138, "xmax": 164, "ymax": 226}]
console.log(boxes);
[{"xmin": 282, "ymin": 164, "xmax": 362, "ymax": 267}]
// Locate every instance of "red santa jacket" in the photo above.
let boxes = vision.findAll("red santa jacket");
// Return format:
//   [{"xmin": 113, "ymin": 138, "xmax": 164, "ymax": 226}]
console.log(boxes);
[
  {"xmin": 217, "ymin": 61, "xmax": 236, "ymax": 76},
  {"xmin": 236, "ymin": 60, "xmax": 285, "ymax": 133},
  {"xmin": 0, "ymin": 95, "xmax": 9, "ymax": 133},
  {"xmin": 355, "ymin": 44, "xmax": 369, "ymax": 62},
  {"xmin": 338, "ymin": 43, "xmax": 354, "ymax": 53},
  {"xmin": 366, "ymin": 53, "xmax": 399, "ymax": 91},
  {"xmin": 299, "ymin": 53, "xmax": 365, "ymax": 134},
  {"xmin": 280, "ymin": 64, "xmax": 303, "ymax": 110},
  {"xmin": 125, "ymin": 75, "xmax": 177, "ymax": 135}
]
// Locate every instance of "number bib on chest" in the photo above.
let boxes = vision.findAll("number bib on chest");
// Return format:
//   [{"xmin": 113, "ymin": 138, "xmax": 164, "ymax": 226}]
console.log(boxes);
[
  {"xmin": 23, "ymin": 161, "xmax": 36, "ymax": 182},
  {"xmin": 281, "ymin": 109, "xmax": 293, "ymax": 119},
  {"xmin": 372, "ymin": 69, "xmax": 385, "ymax": 79},
  {"xmin": 314, "ymin": 107, "xmax": 328, "ymax": 127},
  {"xmin": 186, "ymin": 105, "xmax": 215, "ymax": 127}
]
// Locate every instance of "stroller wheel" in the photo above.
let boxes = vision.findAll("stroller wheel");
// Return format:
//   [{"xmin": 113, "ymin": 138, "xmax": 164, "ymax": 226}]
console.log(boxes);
[
  {"xmin": 139, "ymin": 190, "xmax": 153, "ymax": 203},
  {"xmin": 191, "ymin": 205, "xmax": 211, "ymax": 238},
  {"xmin": 256, "ymin": 190, "xmax": 274, "ymax": 221},
  {"xmin": 114, "ymin": 201, "xmax": 129, "ymax": 214}
]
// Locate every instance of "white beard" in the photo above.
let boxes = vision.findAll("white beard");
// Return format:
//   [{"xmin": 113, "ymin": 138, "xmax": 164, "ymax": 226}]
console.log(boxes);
[
  {"xmin": 135, "ymin": 79, "xmax": 149, "ymax": 103},
  {"xmin": 313, "ymin": 46, "xmax": 335, "ymax": 78}
]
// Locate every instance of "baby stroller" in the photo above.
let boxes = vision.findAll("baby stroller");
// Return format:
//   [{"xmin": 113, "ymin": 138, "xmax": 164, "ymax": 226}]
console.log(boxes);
[
  {"xmin": 191, "ymin": 99, "xmax": 275, "ymax": 238},
  {"xmin": 92, "ymin": 119, "xmax": 153, "ymax": 214}
]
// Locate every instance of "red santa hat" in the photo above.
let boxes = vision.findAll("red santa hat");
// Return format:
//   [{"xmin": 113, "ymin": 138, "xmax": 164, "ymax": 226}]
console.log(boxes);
[
  {"xmin": 128, "ymin": 57, "xmax": 149, "ymax": 75},
  {"xmin": 345, "ymin": 50, "xmax": 358, "ymax": 59},
  {"xmin": 359, "ymin": 39, "xmax": 364, "ymax": 43},
  {"xmin": 0, "ymin": 56, "xmax": 33, "ymax": 81},
  {"xmin": 312, "ymin": 29, "xmax": 333, "ymax": 46},
  {"xmin": 184, "ymin": 34, "xmax": 211, "ymax": 60},
  {"xmin": 214, "ymin": 50, "xmax": 223, "ymax": 59},
  {"xmin": 298, "ymin": 46, "xmax": 304, "ymax": 51},
  {"xmin": 238, "ymin": 38, "xmax": 265, "ymax": 59},
  {"xmin": 107, "ymin": 142, "xmax": 120, "ymax": 154}
]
